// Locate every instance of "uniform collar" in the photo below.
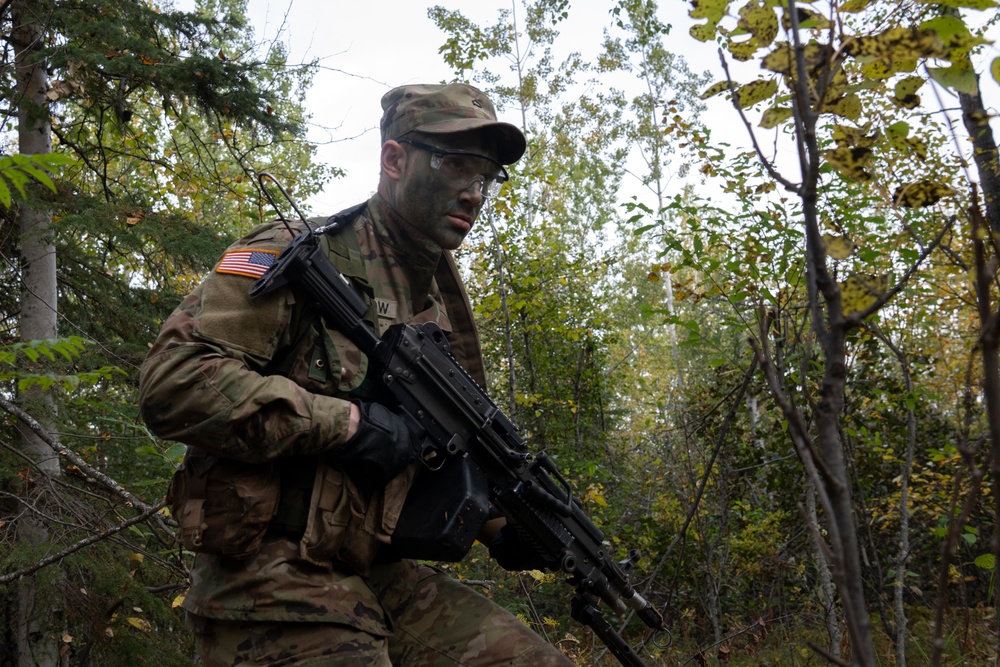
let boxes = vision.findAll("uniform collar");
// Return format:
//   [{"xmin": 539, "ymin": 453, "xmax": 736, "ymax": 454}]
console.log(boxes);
[{"xmin": 368, "ymin": 194, "xmax": 443, "ymax": 272}]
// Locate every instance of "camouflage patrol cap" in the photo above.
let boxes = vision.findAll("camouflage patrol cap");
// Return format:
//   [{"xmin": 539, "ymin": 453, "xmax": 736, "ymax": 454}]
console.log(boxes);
[{"xmin": 380, "ymin": 83, "xmax": 526, "ymax": 165}]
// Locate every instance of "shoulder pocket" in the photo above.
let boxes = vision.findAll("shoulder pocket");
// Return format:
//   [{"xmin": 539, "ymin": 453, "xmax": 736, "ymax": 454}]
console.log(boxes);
[{"xmin": 321, "ymin": 326, "xmax": 369, "ymax": 393}]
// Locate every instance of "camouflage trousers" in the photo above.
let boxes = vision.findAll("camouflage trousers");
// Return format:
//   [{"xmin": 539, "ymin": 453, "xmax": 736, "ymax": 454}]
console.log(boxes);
[{"xmin": 188, "ymin": 561, "xmax": 574, "ymax": 666}]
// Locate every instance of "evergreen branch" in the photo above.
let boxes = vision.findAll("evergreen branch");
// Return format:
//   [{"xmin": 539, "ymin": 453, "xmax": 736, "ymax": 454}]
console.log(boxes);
[
  {"xmin": 0, "ymin": 395, "xmax": 173, "ymax": 534},
  {"xmin": 0, "ymin": 499, "xmax": 166, "ymax": 584}
]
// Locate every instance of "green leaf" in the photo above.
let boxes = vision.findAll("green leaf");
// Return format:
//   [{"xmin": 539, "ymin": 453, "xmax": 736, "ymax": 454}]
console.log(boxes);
[
  {"xmin": 0, "ymin": 174, "xmax": 10, "ymax": 208},
  {"xmin": 975, "ymin": 553, "xmax": 996, "ymax": 569},
  {"xmin": 164, "ymin": 443, "xmax": 188, "ymax": 463},
  {"xmin": 928, "ymin": 62, "xmax": 979, "ymax": 95},
  {"xmin": 917, "ymin": 0, "xmax": 997, "ymax": 6},
  {"xmin": 886, "ymin": 121, "xmax": 911, "ymax": 138}
]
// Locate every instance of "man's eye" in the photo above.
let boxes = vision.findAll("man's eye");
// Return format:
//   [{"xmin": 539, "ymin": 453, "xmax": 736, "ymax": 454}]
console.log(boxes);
[{"xmin": 441, "ymin": 155, "xmax": 469, "ymax": 173}]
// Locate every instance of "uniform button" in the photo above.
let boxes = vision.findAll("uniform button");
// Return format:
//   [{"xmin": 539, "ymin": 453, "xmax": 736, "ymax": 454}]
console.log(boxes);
[
  {"xmin": 315, "ymin": 359, "xmax": 325, "ymax": 368},
  {"xmin": 340, "ymin": 367, "xmax": 348, "ymax": 379}
]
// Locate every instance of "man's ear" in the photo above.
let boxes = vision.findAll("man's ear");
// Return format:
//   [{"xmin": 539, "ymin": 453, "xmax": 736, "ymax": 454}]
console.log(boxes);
[{"xmin": 380, "ymin": 140, "xmax": 405, "ymax": 181}]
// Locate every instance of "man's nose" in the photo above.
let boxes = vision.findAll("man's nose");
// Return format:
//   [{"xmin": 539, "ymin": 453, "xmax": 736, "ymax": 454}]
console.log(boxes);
[{"xmin": 459, "ymin": 178, "xmax": 486, "ymax": 205}]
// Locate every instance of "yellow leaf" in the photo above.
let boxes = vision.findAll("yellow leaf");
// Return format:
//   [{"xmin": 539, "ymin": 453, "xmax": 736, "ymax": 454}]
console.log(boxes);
[
  {"xmin": 917, "ymin": 0, "xmax": 997, "ymax": 7},
  {"xmin": 841, "ymin": 0, "xmax": 875, "ymax": 11},
  {"xmin": 171, "ymin": 593, "xmax": 187, "ymax": 609},
  {"xmin": 583, "ymin": 486, "xmax": 610, "ymax": 507},
  {"xmin": 894, "ymin": 76, "xmax": 925, "ymax": 100},
  {"xmin": 126, "ymin": 617, "xmax": 151, "ymax": 632},
  {"xmin": 840, "ymin": 274, "xmax": 889, "ymax": 315},
  {"xmin": 738, "ymin": 3, "xmax": 779, "ymax": 46},
  {"xmin": 700, "ymin": 81, "xmax": 731, "ymax": 100},
  {"xmin": 824, "ymin": 146, "xmax": 873, "ymax": 181},
  {"xmin": 729, "ymin": 37, "xmax": 762, "ymax": 62},
  {"xmin": 781, "ymin": 7, "xmax": 830, "ymax": 30},
  {"xmin": 901, "ymin": 136, "xmax": 928, "ymax": 160},
  {"xmin": 690, "ymin": 22, "xmax": 718, "ymax": 42},
  {"xmin": 689, "ymin": 0, "xmax": 729, "ymax": 23},
  {"xmin": 842, "ymin": 27, "xmax": 948, "ymax": 61},
  {"xmin": 991, "ymin": 57, "xmax": 1000, "ymax": 85},
  {"xmin": 761, "ymin": 43, "xmax": 793, "ymax": 74},
  {"xmin": 823, "ymin": 234, "xmax": 857, "ymax": 260},
  {"xmin": 893, "ymin": 180, "xmax": 956, "ymax": 208},
  {"xmin": 827, "ymin": 94, "xmax": 862, "ymax": 122},
  {"xmin": 526, "ymin": 569, "xmax": 556, "ymax": 583},
  {"xmin": 130, "ymin": 552, "xmax": 144, "ymax": 564},
  {"xmin": 860, "ymin": 58, "xmax": 895, "ymax": 80},
  {"xmin": 760, "ymin": 107, "xmax": 793, "ymax": 128},
  {"xmin": 762, "ymin": 42, "xmax": 831, "ymax": 76},
  {"xmin": 832, "ymin": 124, "xmax": 878, "ymax": 148},
  {"xmin": 735, "ymin": 79, "xmax": 778, "ymax": 108}
]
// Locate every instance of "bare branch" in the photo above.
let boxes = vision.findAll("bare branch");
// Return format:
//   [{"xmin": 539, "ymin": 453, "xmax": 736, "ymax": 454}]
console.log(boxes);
[{"xmin": 717, "ymin": 50, "xmax": 799, "ymax": 194}]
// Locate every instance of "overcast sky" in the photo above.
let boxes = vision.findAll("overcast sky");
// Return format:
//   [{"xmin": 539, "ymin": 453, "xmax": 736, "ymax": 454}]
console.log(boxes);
[
  {"xmin": 174, "ymin": 0, "xmax": 1000, "ymax": 215},
  {"xmin": 173, "ymin": 0, "xmax": 737, "ymax": 212}
]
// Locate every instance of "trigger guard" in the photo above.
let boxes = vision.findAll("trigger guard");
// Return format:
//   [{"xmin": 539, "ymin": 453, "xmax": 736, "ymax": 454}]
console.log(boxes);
[{"xmin": 419, "ymin": 443, "xmax": 446, "ymax": 470}]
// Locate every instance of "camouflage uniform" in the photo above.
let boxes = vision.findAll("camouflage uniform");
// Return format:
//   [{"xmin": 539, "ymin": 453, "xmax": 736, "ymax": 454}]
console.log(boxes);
[{"xmin": 140, "ymin": 193, "xmax": 573, "ymax": 666}]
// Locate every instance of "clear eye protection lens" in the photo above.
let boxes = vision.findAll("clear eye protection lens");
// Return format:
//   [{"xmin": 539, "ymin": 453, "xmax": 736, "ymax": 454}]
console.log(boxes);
[{"xmin": 408, "ymin": 139, "xmax": 508, "ymax": 198}]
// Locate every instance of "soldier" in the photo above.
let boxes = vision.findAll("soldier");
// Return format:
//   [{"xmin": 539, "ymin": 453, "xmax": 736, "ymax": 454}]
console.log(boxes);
[{"xmin": 139, "ymin": 84, "xmax": 573, "ymax": 666}]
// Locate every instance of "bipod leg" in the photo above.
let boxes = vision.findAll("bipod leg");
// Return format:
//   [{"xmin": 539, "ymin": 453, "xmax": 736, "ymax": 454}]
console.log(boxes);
[{"xmin": 570, "ymin": 593, "xmax": 649, "ymax": 667}]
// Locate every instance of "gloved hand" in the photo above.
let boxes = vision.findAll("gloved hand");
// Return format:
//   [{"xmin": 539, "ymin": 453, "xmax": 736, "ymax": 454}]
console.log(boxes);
[
  {"xmin": 489, "ymin": 524, "xmax": 552, "ymax": 572},
  {"xmin": 334, "ymin": 401, "xmax": 422, "ymax": 488}
]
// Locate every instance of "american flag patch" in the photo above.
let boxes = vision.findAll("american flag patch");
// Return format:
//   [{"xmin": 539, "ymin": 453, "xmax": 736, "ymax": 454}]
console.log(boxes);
[{"xmin": 215, "ymin": 249, "xmax": 279, "ymax": 278}]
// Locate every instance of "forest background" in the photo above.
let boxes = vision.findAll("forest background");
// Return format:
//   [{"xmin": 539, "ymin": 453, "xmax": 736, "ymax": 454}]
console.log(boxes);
[{"xmin": 2, "ymin": 0, "xmax": 1000, "ymax": 666}]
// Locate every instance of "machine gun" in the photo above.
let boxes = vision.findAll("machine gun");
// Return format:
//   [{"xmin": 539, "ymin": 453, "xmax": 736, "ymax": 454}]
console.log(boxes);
[{"xmin": 250, "ymin": 175, "xmax": 668, "ymax": 667}]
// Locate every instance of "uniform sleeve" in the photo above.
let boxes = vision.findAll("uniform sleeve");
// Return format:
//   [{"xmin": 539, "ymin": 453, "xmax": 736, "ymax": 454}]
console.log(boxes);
[{"xmin": 138, "ymin": 224, "xmax": 353, "ymax": 463}]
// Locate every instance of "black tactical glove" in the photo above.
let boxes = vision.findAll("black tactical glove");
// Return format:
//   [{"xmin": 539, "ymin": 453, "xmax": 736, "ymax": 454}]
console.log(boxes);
[
  {"xmin": 334, "ymin": 401, "xmax": 422, "ymax": 488},
  {"xmin": 489, "ymin": 524, "xmax": 552, "ymax": 572}
]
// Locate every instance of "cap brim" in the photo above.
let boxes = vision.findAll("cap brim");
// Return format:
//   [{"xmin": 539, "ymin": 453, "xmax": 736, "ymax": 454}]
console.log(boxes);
[{"xmin": 417, "ymin": 119, "xmax": 526, "ymax": 165}]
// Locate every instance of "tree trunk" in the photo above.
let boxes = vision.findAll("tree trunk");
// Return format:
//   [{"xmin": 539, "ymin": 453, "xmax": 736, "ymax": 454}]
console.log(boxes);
[
  {"xmin": 958, "ymin": 81, "xmax": 1000, "ymax": 664},
  {"xmin": 807, "ymin": 480, "xmax": 842, "ymax": 659},
  {"xmin": 13, "ymin": 2, "xmax": 61, "ymax": 665}
]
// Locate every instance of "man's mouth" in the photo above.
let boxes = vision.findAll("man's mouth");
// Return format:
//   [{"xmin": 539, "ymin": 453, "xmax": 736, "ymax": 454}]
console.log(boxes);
[{"xmin": 448, "ymin": 212, "xmax": 473, "ymax": 229}]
